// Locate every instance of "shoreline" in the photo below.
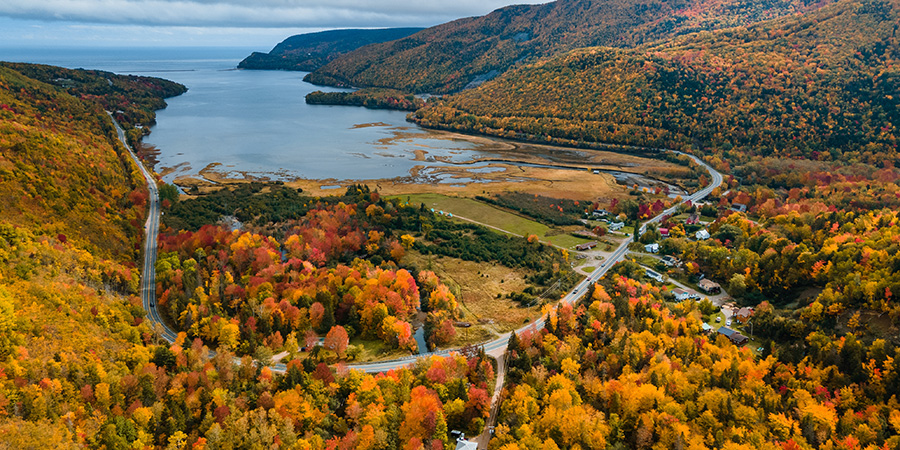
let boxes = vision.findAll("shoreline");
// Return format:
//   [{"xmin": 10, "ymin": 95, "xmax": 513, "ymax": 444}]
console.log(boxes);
[{"xmin": 165, "ymin": 127, "xmax": 690, "ymax": 200}]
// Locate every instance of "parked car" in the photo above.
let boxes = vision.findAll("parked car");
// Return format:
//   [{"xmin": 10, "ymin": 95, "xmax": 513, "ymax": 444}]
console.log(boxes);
[
  {"xmin": 726, "ymin": 318, "xmax": 732, "ymax": 326},
  {"xmin": 715, "ymin": 316, "xmax": 721, "ymax": 323}
]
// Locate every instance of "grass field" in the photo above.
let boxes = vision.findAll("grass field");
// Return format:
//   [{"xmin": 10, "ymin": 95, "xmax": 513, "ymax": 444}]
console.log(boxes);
[
  {"xmin": 349, "ymin": 337, "xmax": 412, "ymax": 362},
  {"xmin": 404, "ymin": 250, "xmax": 544, "ymax": 343},
  {"xmin": 395, "ymin": 193, "xmax": 591, "ymax": 249}
]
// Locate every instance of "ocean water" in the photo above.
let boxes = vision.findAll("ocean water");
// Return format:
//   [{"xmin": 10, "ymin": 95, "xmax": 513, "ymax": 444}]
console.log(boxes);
[{"xmin": 0, "ymin": 46, "xmax": 489, "ymax": 183}]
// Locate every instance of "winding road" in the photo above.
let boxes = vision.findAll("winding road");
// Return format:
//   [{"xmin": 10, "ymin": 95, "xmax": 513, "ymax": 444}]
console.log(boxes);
[
  {"xmin": 355, "ymin": 151, "xmax": 724, "ymax": 370},
  {"xmin": 116, "ymin": 109, "xmax": 723, "ymax": 377},
  {"xmin": 110, "ymin": 113, "xmax": 179, "ymax": 344}
]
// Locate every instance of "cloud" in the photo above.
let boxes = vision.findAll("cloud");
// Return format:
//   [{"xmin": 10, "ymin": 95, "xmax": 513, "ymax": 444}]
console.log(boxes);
[{"xmin": 0, "ymin": 0, "xmax": 550, "ymax": 28}]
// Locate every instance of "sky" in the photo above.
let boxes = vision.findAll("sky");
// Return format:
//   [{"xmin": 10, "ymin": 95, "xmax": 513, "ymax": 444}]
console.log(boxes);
[{"xmin": 0, "ymin": 0, "xmax": 549, "ymax": 49}]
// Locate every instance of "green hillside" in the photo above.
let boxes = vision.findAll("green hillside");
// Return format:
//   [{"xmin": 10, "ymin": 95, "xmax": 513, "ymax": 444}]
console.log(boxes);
[
  {"xmin": 305, "ymin": 0, "xmax": 836, "ymax": 93},
  {"xmin": 414, "ymin": 0, "xmax": 899, "ymax": 164},
  {"xmin": 238, "ymin": 27, "xmax": 423, "ymax": 72}
]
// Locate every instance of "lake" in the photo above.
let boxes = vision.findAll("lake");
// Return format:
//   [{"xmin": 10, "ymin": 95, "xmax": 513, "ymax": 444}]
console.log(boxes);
[{"xmin": 0, "ymin": 46, "xmax": 495, "ymax": 183}]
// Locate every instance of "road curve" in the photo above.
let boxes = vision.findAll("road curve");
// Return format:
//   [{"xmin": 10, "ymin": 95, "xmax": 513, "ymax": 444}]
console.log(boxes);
[
  {"xmin": 115, "ymin": 112, "xmax": 722, "ymax": 375},
  {"xmin": 109, "ymin": 113, "xmax": 179, "ymax": 344},
  {"xmin": 348, "ymin": 150, "xmax": 725, "ymax": 372}
]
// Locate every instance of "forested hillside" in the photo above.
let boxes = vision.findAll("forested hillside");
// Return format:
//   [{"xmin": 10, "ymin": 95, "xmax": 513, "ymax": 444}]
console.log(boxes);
[
  {"xmin": 238, "ymin": 28, "xmax": 423, "ymax": 72},
  {"xmin": 414, "ymin": 0, "xmax": 899, "ymax": 164},
  {"xmin": 0, "ymin": 64, "xmax": 183, "ymax": 261},
  {"xmin": 491, "ymin": 275, "xmax": 900, "ymax": 449},
  {"xmin": 305, "ymin": 0, "xmax": 834, "ymax": 93},
  {"xmin": 0, "ymin": 64, "xmax": 561, "ymax": 446}
]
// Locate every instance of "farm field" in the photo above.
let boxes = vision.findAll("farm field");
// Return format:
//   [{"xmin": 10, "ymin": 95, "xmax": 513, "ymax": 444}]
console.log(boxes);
[{"xmin": 396, "ymin": 193, "xmax": 592, "ymax": 248}]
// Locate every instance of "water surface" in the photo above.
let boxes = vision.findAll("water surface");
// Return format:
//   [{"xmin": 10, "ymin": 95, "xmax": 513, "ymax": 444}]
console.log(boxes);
[{"xmin": 0, "ymin": 46, "xmax": 492, "ymax": 183}]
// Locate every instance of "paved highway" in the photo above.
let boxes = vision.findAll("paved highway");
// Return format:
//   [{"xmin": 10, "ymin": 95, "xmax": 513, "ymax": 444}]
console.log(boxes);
[
  {"xmin": 117, "ymin": 112, "xmax": 723, "ymax": 374},
  {"xmin": 348, "ymin": 150, "xmax": 725, "ymax": 372},
  {"xmin": 109, "ymin": 113, "xmax": 179, "ymax": 344}
]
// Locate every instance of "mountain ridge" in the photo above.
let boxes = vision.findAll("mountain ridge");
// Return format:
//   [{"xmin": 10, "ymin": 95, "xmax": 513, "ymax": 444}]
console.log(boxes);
[
  {"xmin": 238, "ymin": 27, "xmax": 424, "ymax": 72},
  {"xmin": 413, "ymin": 0, "xmax": 899, "ymax": 165},
  {"xmin": 304, "ymin": 0, "xmax": 837, "ymax": 93}
]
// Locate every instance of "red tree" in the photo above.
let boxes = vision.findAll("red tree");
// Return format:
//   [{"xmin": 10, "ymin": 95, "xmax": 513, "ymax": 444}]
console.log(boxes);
[{"xmin": 324, "ymin": 325, "xmax": 349, "ymax": 358}]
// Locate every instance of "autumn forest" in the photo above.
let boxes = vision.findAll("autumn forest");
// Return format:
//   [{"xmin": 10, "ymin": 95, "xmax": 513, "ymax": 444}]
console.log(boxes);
[{"xmin": 3, "ymin": 0, "xmax": 900, "ymax": 448}]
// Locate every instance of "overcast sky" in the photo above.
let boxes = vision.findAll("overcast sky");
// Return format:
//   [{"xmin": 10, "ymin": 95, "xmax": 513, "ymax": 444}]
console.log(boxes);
[{"xmin": 0, "ymin": 0, "xmax": 549, "ymax": 48}]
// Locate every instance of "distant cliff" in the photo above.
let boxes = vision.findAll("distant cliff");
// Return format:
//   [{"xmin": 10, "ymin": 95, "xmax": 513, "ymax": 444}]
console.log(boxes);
[{"xmin": 238, "ymin": 28, "xmax": 424, "ymax": 72}]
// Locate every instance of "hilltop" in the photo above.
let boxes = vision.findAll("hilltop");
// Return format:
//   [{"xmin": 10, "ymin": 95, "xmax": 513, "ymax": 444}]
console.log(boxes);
[
  {"xmin": 414, "ymin": 0, "xmax": 899, "ymax": 164},
  {"xmin": 304, "ymin": 0, "xmax": 836, "ymax": 93},
  {"xmin": 238, "ymin": 28, "xmax": 423, "ymax": 72}
]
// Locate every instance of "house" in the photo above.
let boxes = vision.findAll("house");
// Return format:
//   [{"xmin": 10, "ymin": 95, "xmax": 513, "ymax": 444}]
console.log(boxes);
[
  {"xmin": 455, "ymin": 440, "xmax": 478, "ymax": 450},
  {"xmin": 695, "ymin": 229, "xmax": 711, "ymax": 240},
  {"xmin": 658, "ymin": 227, "xmax": 670, "ymax": 238},
  {"xmin": 685, "ymin": 214, "xmax": 700, "ymax": 225},
  {"xmin": 644, "ymin": 243, "xmax": 659, "ymax": 253},
  {"xmin": 645, "ymin": 269, "xmax": 664, "ymax": 283},
  {"xmin": 732, "ymin": 203, "xmax": 747, "ymax": 213},
  {"xmin": 701, "ymin": 323, "xmax": 714, "ymax": 334},
  {"xmin": 672, "ymin": 288, "xmax": 700, "ymax": 302},
  {"xmin": 718, "ymin": 326, "xmax": 735, "ymax": 339},
  {"xmin": 661, "ymin": 255, "xmax": 682, "ymax": 267},
  {"xmin": 731, "ymin": 333, "xmax": 750, "ymax": 345},
  {"xmin": 735, "ymin": 307, "xmax": 754, "ymax": 323},
  {"xmin": 592, "ymin": 209, "xmax": 609, "ymax": 217},
  {"xmin": 609, "ymin": 222, "xmax": 625, "ymax": 231},
  {"xmin": 576, "ymin": 241, "xmax": 597, "ymax": 251},
  {"xmin": 698, "ymin": 279, "xmax": 721, "ymax": 294},
  {"xmin": 717, "ymin": 326, "xmax": 750, "ymax": 345}
]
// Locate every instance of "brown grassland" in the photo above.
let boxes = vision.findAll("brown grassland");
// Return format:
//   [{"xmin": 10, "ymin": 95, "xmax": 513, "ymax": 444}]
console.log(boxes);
[
  {"xmin": 170, "ymin": 127, "xmax": 689, "ymax": 201},
  {"xmin": 403, "ymin": 250, "xmax": 542, "ymax": 345}
]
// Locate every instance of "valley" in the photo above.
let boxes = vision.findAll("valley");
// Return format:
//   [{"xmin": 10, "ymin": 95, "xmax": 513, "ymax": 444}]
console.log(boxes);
[{"xmin": 1, "ymin": 0, "xmax": 900, "ymax": 448}]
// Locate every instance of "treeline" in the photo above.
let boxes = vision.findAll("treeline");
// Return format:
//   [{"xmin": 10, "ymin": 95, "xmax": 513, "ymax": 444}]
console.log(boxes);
[
  {"xmin": 164, "ymin": 185, "xmax": 572, "ymax": 277},
  {"xmin": 415, "ymin": 222, "xmax": 572, "ymax": 276},
  {"xmin": 305, "ymin": 88, "xmax": 424, "ymax": 111},
  {"xmin": 162, "ymin": 183, "xmax": 309, "ymax": 231},
  {"xmin": 492, "ymin": 274, "xmax": 900, "ymax": 449}
]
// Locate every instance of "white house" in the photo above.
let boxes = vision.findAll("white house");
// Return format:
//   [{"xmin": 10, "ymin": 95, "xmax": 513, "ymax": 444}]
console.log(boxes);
[
  {"xmin": 672, "ymin": 288, "xmax": 692, "ymax": 302},
  {"xmin": 696, "ymin": 229, "xmax": 710, "ymax": 240},
  {"xmin": 609, "ymin": 222, "xmax": 625, "ymax": 231},
  {"xmin": 645, "ymin": 269, "xmax": 664, "ymax": 282},
  {"xmin": 644, "ymin": 243, "xmax": 659, "ymax": 253}
]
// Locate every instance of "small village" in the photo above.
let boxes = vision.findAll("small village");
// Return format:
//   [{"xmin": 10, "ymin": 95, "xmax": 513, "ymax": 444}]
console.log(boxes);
[{"xmin": 571, "ymin": 199, "xmax": 763, "ymax": 353}]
